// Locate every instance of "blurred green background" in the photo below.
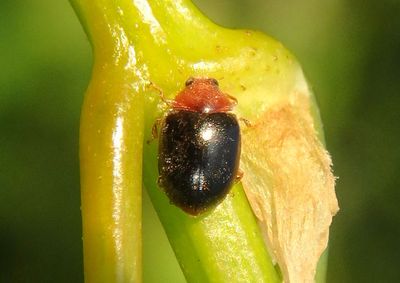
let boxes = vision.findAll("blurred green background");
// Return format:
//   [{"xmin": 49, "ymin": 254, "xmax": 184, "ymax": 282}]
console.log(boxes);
[{"xmin": 1, "ymin": 0, "xmax": 399, "ymax": 282}]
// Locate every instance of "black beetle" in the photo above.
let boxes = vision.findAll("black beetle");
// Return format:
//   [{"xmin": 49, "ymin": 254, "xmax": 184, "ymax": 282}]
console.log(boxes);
[{"xmin": 157, "ymin": 78, "xmax": 241, "ymax": 215}]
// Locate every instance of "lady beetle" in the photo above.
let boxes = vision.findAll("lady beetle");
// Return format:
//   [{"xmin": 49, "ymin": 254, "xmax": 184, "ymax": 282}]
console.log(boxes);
[{"xmin": 158, "ymin": 78, "xmax": 241, "ymax": 215}]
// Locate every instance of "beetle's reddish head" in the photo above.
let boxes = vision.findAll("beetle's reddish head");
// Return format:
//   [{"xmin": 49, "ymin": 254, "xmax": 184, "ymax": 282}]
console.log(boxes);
[{"xmin": 172, "ymin": 77, "xmax": 236, "ymax": 113}]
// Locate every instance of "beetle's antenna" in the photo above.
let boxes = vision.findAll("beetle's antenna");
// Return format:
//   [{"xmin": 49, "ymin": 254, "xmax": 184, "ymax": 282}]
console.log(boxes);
[
  {"xmin": 148, "ymin": 81, "xmax": 174, "ymax": 106},
  {"xmin": 226, "ymin": 93, "xmax": 238, "ymax": 106}
]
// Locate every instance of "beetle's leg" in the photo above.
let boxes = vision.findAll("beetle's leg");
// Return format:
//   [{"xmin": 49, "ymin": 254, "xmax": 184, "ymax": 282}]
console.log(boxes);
[
  {"xmin": 239, "ymin": 117, "xmax": 252, "ymax": 127},
  {"xmin": 147, "ymin": 117, "xmax": 162, "ymax": 144},
  {"xmin": 157, "ymin": 175, "xmax": 163, "ymax": 187},
  {"xmin": 151, "ymin": 118, "xmax": 161, "ymax": 139},
  {"xmin": 235, "ymin": 170, "xmax": 244, "ymax": 183}
]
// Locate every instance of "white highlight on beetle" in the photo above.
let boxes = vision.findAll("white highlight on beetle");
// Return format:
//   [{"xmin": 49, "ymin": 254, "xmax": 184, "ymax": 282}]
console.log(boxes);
[
  {"xmin": 203, "ymin": 106, "xmax": 211, "ymax": 113},
  {"xmin": 192, "ymin": 168, "xmax": 206, "ymax": 191},
  {"xmin": 201, "ymin": 126, "xmax": 214, "ymax": 141}
]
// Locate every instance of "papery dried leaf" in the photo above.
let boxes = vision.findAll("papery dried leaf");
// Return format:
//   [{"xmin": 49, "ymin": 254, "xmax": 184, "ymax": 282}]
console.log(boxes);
[{"xmin": 241, "ymin": 93, "xmax": 339, "ymax": 283}]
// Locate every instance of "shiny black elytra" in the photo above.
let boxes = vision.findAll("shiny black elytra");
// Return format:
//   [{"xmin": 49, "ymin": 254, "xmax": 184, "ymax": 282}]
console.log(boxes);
[{"xmin": 158, "ymin": 110, "xmax": 241, "ymax": 215}]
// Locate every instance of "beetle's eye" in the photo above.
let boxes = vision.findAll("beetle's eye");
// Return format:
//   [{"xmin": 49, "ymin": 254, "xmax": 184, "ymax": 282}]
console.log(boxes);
[
  {"xmin": 185, "ymin": 77, "xmax": 195, "ymax": 87},
  {"xmin": 210, "ymin": 78, "xmax": 219, "ymax": 86}
]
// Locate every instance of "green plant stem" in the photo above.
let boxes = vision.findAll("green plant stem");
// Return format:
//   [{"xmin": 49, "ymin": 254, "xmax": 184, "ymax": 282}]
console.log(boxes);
[{"xmin": 71, "ymin": 0, "xmax": 330, "ymax": 282}]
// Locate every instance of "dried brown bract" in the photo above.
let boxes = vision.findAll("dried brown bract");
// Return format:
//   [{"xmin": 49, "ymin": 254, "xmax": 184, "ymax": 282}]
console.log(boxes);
[{"xmin": 241, "ymin": 93, "xmax": 339, "ymax": 283}]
